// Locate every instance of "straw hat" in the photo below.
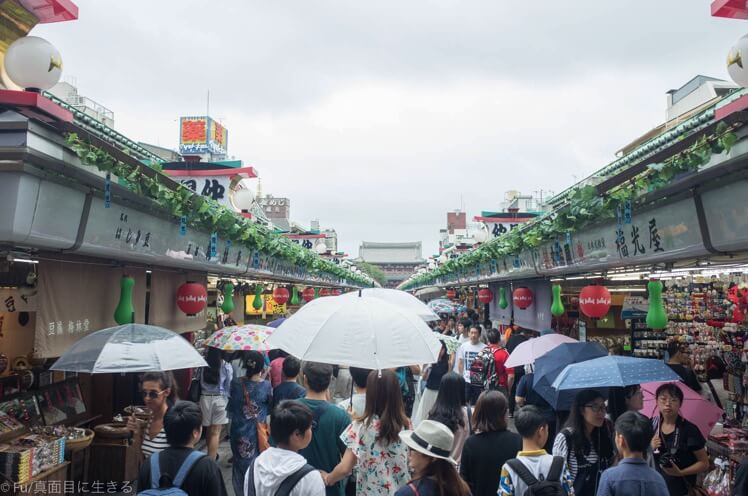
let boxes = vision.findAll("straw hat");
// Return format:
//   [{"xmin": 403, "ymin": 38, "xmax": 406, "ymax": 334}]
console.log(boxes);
[{"xmin": 399, "ymin": 420, "xmax": 457, "ymax": 465}]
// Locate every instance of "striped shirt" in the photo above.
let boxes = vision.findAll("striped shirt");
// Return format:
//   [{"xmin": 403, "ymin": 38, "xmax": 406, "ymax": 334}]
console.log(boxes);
[
  {"xmin": 552, "ymin": 430, "xmax": 599, "ymax": 483},
  {"xmin": 141, "ymin": 427, "xmax": 169, "ymax": 458}
]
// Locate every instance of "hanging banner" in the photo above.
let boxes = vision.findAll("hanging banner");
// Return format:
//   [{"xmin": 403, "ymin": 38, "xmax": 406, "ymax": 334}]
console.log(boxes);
[
  {"xmin": 36, "ymin": 260, "xmax": 147, "ymax": 358},
  {"xmin": 149, "ymin": 270, "xmax": 208, "ymax": 334},
  {"xmin": 701, "ymin": 179, "xmax": 748, "ymax": 252},
  {"xmin": 488, "ymin": 283, "xmax": 512, "ymax": 326},
  {"xmin": 0, "ymin": 288, "xmax": 37, "ymax": 313},
  {"xmin": 512, "ymin": 279, "xmax": 552, "ymax": 332}
]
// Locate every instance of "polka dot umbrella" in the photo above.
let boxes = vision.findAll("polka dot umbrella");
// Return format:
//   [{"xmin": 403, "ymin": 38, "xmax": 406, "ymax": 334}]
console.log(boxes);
[
  {"xmin": 551, "ymin": 355, "xmax": 682, "ymax": 391},
  {"xmin": 205, "ymin": 324, "xmax": 275, "ymax": 352}
]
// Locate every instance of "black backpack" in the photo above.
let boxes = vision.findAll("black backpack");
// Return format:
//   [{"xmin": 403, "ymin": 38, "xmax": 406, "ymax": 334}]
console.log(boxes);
[
  {"xmin": 506, "ymin": 456, "xmax": 565, "ymax": 496},
  {"xmin": 245, "ymin": 459, "xmax": 316, "ymax": 496}
]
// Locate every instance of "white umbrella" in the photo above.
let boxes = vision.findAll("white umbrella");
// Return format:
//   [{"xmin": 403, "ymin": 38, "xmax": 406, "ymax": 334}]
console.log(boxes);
[
  {"xmin": 266, "ymin": 295, "xmax": 442, "ymax": 370},
  {"xmin": 50, "ymin": 324, "xmax": 208, "ymax": 373},
  {"xmin": 339, "ymin": 288, "xmax": 440, "ymax": 321},
  {"xmin": 504, "ymin": 333, "xmax": 578, "ymax": 368}
]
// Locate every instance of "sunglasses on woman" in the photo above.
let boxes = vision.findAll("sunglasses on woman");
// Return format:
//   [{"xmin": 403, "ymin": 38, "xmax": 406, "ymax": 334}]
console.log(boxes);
[{"xmin": 142, "ymin": 389, "xmax": 166, "ymax": 399}]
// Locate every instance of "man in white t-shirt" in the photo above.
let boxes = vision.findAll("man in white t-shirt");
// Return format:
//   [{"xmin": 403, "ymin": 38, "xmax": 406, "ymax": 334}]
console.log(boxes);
[{"xmin": 457, "ymin": 325, "xmax": 486, "ymax": 405}]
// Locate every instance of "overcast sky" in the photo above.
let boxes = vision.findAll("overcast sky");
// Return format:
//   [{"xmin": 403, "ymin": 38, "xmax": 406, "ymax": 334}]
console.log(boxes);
[{"xmin": 35, "ymin": 1, "xmax": 745, "ymax": 258}]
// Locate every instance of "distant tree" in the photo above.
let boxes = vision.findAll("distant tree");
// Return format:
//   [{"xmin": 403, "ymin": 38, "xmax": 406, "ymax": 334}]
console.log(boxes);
[{"xmin": 357, "ymin": 262, "xmax": 387, "ymax": 286}]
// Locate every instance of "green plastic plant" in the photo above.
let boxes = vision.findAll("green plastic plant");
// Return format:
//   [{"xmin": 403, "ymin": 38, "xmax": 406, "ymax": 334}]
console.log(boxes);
[
  {"xmin": 221, "ymin": 283, "xmax": 235, "ymax": 314},
  {"xmin": 551, "ymin": 284, "xmax": 565, "ymax": 317},
  {"xmin": 646, "ymin": 280, "xmax": 668, "ymax": 330},
  {"xmin": 252, "ymin": 285, "xmax": 264, "ymax": 310},
  {"xmin": 114, "ymin": 275, "xmax": 135, "ymax": 325}
]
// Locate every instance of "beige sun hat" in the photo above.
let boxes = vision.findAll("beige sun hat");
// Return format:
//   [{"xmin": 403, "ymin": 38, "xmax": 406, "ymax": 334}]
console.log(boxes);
[{"xmin": 399, "ymin": 420, "xmax": 457, "ymax": 465}]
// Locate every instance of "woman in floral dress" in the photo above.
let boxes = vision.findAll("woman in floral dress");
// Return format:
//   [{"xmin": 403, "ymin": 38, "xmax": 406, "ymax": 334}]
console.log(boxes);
[
  {"xmin": 228, "ymin": 350, "xmax": 272, "ymax": 496},
  {"xmin": 323, "ymin": 370, "xmax": 411, "ymax": 495}
]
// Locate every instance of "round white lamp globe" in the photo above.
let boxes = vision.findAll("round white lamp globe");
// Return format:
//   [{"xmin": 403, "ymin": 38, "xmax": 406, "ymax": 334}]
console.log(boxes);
[
  {"xmin": 728, "ymin": 35, "xmax": 748, "ymax": 87},
  {"xmin": 231, "ymin": 186, "xmax": 255, "ymax": 212},
  {"xmin": 4, "ymin": 36, "xmax": 63, "ymax": 91},
  {"xmin": 473, "ymin": 228, "xmax": 489, "ymax": 243},
  {"xmin": 315, "ymin": 242, "xmax": 327, "ymax": 254}
]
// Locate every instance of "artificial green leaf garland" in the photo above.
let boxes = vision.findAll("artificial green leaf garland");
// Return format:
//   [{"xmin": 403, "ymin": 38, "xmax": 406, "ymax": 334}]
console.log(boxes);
[
  {"xmin": 64, "ymin": 133, "xmax": 370, "ymax": 287},
  {"xmin": 403, "ymin": 123, "xmax": 738, "ymax": 290}
]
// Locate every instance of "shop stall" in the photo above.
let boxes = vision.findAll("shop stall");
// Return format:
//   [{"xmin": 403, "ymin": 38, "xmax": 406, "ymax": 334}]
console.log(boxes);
[{"xmin": 0, "ymin": 92, "xmax": 370, "ymax": 490}]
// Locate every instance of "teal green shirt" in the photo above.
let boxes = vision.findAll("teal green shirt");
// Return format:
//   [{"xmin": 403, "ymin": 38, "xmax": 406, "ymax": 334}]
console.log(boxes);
[{"xmin": 298, "ymin": 398, "xmax": 351, "ymax": 496}]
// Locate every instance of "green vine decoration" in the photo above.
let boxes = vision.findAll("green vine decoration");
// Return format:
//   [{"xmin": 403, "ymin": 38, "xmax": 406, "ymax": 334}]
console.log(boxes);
[
  {"xmin": 403, "ymin": 122, "xmax": 738, "ymax": 290},
  {"xmin": 65, "ymin": 133, "xmax": 371, "ymax": 287}
]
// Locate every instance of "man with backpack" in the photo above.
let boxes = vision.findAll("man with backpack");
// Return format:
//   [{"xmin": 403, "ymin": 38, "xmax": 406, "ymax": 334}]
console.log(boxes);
[
  {"xmin": 136, "ymin": 401, "xmax": 227, "ymax": 496},
  {"xmin": 457, "ymin": 325, "xmax": 486, "ymax": 405},
  {"xmin": 470, "ymin": 328, "xmax": 513, "ymax": 397},
  {"xmin": 245, "ymin": 400, "xmax": 325, "ymax": 496},
  {"xmin": 500, "ymin": 405, "xmax": 574, "ymax": 496}
]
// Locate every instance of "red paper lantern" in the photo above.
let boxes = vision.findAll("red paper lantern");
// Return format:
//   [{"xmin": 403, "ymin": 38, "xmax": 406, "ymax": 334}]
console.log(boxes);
[
  {"xmin": 513, "ymin": 287, "xmax": 534, "ymax": 309},
  {"xmin": 332, "ymin": 289, "xmax": 342, "ymax": 296},
  {"xmin": 273, "ymin": 287, "xmax": 290, "ymax": 305},
  {"xmin": 477, "ymin": 288, "xmax": 493, "ymax": 304},
  {"xmin": 319, "ymin": 288, "xmax": 331, "ymax": 297},
  {"xmin": 302, "ymin": 287, "xmax": 316, "ymax": 302},
  {"xmin": 579, "ymin": 285, "xmax": 612, "ymax": 318},
  {"xmin": 176, "ymin": 282, "xmax": 207, "ymax": 316},
  {"xmin": 446, "ymin": 289, "xmax": 457, "ymax": 299}
]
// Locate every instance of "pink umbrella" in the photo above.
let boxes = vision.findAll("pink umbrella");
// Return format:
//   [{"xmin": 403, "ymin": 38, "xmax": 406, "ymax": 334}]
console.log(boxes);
[
  {"xmin": 505, "ymin": 333, "xmax": 577, "ymax": 368},
  {"xmin": 640, "ymin": 381, "xmax": 723, "ymax": 438}
]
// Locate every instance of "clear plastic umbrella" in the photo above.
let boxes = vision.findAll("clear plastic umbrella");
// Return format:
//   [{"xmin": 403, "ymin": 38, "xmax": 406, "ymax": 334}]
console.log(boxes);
[
  {"xmin": 50, "ymin": 324, "xmax": 208, "ymax": 373},
  {"xmin": 339, "ymin": 288, "xmax": 440, "ymax": 321}
]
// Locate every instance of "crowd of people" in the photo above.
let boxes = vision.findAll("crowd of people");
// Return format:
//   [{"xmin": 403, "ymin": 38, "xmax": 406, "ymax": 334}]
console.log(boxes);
[{"xmin": 127, "ymin": 313, "xmax": 748, "ymax": 496}]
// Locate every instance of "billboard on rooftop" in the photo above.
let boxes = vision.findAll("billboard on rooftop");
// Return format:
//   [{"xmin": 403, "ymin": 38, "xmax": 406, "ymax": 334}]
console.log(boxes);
[{"xmin": 179, "ymin": 116, "xmax": 228, "ymax": 155}]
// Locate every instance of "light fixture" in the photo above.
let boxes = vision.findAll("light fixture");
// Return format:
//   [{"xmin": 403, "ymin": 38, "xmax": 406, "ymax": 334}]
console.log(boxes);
[
  {"xmin": 4, "ymin": 36, "xmax": 63, "ymax": 91},
  {"xmin": 728, "ymin": 35, "xmax": 748, "ymax": 87},
  {"xmin": 315, "ymin": 242, "xmax": 327, "ymax": 254},
  {"xmin": 472, "ymin": 228, "xmax": 489, "ymax": 244},
  {"xmin": 12, "ymin": 258, "xmax": 38, "ymax": 264}
]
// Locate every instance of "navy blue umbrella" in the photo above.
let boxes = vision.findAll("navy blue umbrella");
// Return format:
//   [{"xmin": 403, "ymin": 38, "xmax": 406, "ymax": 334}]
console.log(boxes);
[
  {"xmin": 267, "ymin": 318, "xmax": 286, "ymax": 328},
  {"xmin": 533, "ymin": 342, "xmax": 608, "ymax": 410}
]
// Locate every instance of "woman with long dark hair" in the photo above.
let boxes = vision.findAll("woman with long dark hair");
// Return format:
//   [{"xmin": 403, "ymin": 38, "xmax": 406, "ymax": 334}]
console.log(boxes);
[
  {"xmin": 552, "ymin": 389, "xmax": 615, "ymax": 496},
  {"xmin": 607, "ymin": 384, "xmax": 645, "ymax": 422},
  {"xmin": 651, "ymin": 383, "xmax": 709, "ymax": 496},
  {"xmin": 127, "ymin": 371, "xmax": 178, "ymax": 459},
  {"xmin": 199, "ymin": 346, "xmax": 233, "ymax": 461},
  {"xmin": 413, "ymin": 341, "xmax": 449, "ymax": 427},
  {"xmin": 460, "ymin": 390, "xmax": 521, "ymax": 496},
  {"xmin": 227, "ymin": 350, "xmax": 271, "ymax": 496},
  {"xmin": 428, "ymin": 372, "xmax": 471, "ymax": 465},
  {"xmin": 395, "ymin": 420, "xmax": 471, "ymax": 496},
  {"xmin": 323, "ymin": 370, "xmax": 411, "ymax": 495}
]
